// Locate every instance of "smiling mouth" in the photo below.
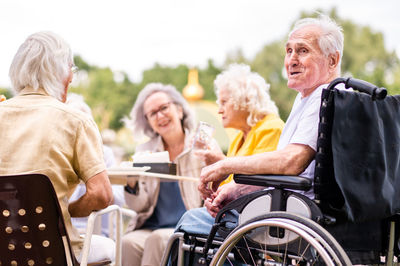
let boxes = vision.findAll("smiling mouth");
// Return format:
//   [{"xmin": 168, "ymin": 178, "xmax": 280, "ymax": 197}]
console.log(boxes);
[
  {"xmin": 290, "ymin": 71, "xmax": 301, "ymax": 76},
  {"xmin": 158, "ymin": 121, "xmax": 170, "ymax": 127}
]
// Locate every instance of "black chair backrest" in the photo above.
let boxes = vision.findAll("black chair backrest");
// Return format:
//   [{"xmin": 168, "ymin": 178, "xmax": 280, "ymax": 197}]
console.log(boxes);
[
  {"xmin": 314, "ymin": 78, "xmax": 400, "ymax": 222},
  {"xmin": 0, "ymin": 173, "xmax": 77, "ymax": 265},
  {"xmin": 314, "ymin": 87, "xmax": 345, "ymax": 214}
]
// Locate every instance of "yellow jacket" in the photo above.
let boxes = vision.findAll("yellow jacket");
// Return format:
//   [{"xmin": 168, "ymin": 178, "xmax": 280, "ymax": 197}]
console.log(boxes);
[{"xmin": 220, "ymin": 113, "xmax": 285, "ymax": 186}]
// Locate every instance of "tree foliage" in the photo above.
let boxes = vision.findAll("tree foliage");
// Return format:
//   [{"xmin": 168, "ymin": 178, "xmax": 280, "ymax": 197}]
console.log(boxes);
[
  {"xmin": 224, "ymin": 8, "xmax": 400, "ymax": 120},
  {"xmin": 0, "ymin": 88, "xmax": 12, "ymax": 99},
  {"xmin": 69, "ymin": 58, "xmax": 221, "ymax": 130},
  {"xmin": 250, "ymin": 40, "xmax": 296, "ymax": 120},
  {"xmin": 69, "ymin": 65, "xmax": 140, "ymax": 129},
  {"xmin": 4, "ymin": 8, "xmax": 397, "ymax": 130}
]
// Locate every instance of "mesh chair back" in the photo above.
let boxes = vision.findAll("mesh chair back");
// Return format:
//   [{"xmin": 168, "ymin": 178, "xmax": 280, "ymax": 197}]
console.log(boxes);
[{"xmin": 0, "ymin": 173, "xmax": 77, "ymax": 265}]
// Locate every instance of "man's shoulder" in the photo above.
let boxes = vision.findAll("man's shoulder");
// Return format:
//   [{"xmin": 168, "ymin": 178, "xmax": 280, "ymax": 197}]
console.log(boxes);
[
  {"xmin": 44, "ymin": 99, "xmax": 96, "ymax": 126},
  {"xmin": 61, "ymin": 105, "xmax": 94, "ymax": 123},
  {"xmin": 298, "ymin": 85, "xmax": 325, "ymax": 110},
  {"xmin": 5, "ymin": 95, "xmax": 92, "ymax": 122},
  {"xmin": 309, "ymin": 84, "xmax": 326, "ymax": 99}
]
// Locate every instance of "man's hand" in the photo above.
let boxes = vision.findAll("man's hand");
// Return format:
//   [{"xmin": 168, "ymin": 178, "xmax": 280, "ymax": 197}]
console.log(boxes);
[
  {"xmin": 204, "ymin": 182, "xmax": 239, "ymax": 217},
  {"xmin": 198, "ymin": 160, "xmax": 230, "ymax": 199},
  {"xmin": 204, "ymin": 198, "xmax": 219, "ymax": 217},
  {"xmin": 205, "ymin": 182, "xmax": 260, "ymax": 217}
]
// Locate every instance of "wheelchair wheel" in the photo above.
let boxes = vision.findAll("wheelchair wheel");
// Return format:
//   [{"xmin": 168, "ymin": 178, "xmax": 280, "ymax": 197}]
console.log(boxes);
[{"xmin": 210, "ymin": 212, "xmax": 351, "ymax": 266}]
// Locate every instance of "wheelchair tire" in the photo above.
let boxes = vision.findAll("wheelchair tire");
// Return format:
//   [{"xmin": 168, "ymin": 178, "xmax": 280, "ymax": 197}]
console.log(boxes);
[{"xmin": 210, "ymin": 211, "xmax": 351, "ymax": 266}]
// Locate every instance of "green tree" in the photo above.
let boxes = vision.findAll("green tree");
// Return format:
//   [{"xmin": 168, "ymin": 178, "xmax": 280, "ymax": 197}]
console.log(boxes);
[
  {"xmin": 74, "ymin": 55, "xmax": 93, "ymax": 72},
  {"xmin": 300, "ymin": 8, "xmax": 400, "ymax": 94},
  {"xmin": 70, "ymin": 57, "xmax": 221, "ymax": 131},
  {"xmin": 139, "ymin": 61, "xmax": 221, "ymax": 101},
  {"xmin": 251, "ymin": 40, "xmax": 296, "ymax": 120},
  {"xmin": 388, "ymin": 64, "xmax": 400, "ymax": 95},
  {"xmin": 225, "ymin": 8, "xmax": 400, "ymax": 121},
  {"xmin": 198, "ymin": 59, "xmax": 222, "ymax": 101},
  {"xmin": 139, "ymin": 63, "xmax": 189, "ymax": 92},
  {"xmin": 69, "ymin": 8, "xmax": 399, "ymax": 131},
  {"xmin": 70, "ymin": 56, "xmax": 139, "ymax": 130},
  {"xmin": 224, "ymin": 48, "xmax": 249, "ymax": 66},
  {"xmin": 0, "ymin": 88, "xmax": 13, "ymax": 99}
]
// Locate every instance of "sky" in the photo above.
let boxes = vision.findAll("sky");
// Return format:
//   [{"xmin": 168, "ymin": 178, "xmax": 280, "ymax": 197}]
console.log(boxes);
[{"xmin": 1, "ymin": 0, "xmax": 399, "ymax": 88}]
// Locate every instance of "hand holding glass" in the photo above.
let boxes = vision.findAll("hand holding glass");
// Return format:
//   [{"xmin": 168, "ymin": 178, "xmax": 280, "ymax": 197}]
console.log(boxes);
[{"xmin": 192, "ymin": 121, "xmax": 214, "ymax": 151}]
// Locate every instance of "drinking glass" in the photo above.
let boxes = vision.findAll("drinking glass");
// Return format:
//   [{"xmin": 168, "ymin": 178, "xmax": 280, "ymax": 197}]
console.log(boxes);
[{"xmin": 192, "ymin": 121, "xmax": 215, "ymax": 151}]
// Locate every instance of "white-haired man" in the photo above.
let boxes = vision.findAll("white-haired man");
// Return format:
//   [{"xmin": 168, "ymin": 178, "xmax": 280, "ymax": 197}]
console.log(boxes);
[
  {"xmin": 0, "ymin": 31, "xmax": 115, "ymax": 263},
  {"xmin": 175, "ymin": 15, "xmax": 343, "ymax": 236}
]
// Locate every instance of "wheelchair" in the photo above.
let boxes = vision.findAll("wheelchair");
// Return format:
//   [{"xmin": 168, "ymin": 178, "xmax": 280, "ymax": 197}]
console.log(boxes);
[{"xmin": 161, "ymin": 77, "xmax": 400, "ymax": 266}]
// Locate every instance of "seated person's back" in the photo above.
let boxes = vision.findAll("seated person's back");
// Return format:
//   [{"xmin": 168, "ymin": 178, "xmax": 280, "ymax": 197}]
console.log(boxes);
[{"xmin": 0, "ymin": 31, "xmax": 114, "ymax": 263}]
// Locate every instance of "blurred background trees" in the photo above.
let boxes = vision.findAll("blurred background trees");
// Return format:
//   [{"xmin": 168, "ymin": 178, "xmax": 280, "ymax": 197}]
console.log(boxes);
[
  {"xmin": 69, "ymin": 8, "xmax": 400, "ymax": 131},
  {"xmin": 1, "ymin": 8, "xmax": 399, "ymax": 158}
]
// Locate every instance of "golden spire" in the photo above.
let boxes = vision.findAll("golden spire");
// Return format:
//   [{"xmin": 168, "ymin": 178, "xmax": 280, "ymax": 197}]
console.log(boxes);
[{"xmin": 183, "ymin": 69, "xmax": 204, "ymax": 101}]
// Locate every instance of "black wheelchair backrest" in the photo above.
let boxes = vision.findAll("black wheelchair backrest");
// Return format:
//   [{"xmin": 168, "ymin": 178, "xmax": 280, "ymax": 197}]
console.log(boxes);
[{"xmin": 314, "ymin": 77, "xmax": 400, "ymax": 222}]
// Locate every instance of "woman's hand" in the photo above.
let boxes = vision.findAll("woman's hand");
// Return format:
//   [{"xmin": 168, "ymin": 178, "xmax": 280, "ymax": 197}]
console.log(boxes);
[
  {"xmin": 194, "ymin": 149, "xmax": 226, "ymax": 166},
  {"xmin": 204, "ymin": 182, "xmax": 244, "ymax": 217}
]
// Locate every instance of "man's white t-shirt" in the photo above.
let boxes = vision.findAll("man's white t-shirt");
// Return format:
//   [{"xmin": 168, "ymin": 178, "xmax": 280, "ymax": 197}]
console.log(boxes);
[{"xmin": 277, "ymin": 84, "xmax": 328, "ymax": 198}]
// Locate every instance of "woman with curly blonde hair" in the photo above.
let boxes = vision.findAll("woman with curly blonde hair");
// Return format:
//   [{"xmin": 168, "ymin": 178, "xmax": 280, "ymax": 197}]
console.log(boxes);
[{"xmin": 195, "ymin": 63, "xmax": 284, "ymax": 214}]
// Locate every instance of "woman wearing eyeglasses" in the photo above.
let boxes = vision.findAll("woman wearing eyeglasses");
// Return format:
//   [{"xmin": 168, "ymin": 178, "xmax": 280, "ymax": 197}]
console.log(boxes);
[{"xmin": 122, "ymin": 83, "xmax": 205, "ymax": 266}]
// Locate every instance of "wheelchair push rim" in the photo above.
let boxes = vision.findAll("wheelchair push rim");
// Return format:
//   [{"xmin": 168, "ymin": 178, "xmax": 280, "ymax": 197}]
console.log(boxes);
[{"xmin": 210, "ymin": 212, "xmax": 352, "ymax": 266}]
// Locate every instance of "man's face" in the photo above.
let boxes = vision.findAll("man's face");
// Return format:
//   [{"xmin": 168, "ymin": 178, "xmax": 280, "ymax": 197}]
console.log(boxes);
[{"xmin": 284, "ymin": 25, "xmax": 332, "ymax": 97}]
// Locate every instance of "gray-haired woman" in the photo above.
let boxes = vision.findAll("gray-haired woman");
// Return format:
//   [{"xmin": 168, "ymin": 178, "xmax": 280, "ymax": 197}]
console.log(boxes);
[{"xmin": 122, "ymin": 83, "xmax": 204, "ymax": 266}]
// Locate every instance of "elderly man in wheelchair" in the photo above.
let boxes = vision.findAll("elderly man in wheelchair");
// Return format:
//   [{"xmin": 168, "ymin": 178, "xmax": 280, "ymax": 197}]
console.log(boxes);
[{"xmin": 162, "ymin": 15, "xmax": 400, "ymax": 266}]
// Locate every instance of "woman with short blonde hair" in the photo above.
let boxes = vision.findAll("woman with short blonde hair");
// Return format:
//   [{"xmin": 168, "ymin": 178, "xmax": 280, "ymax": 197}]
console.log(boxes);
[{"xmin": 196, "ymin": 63, "xmax": 284, "ymax": 191}]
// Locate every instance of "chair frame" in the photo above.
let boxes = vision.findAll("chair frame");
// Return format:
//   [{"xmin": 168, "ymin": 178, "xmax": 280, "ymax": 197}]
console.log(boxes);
[
  {"xmin": 0, "ymin": 173, "xmax": 122, "ymax": 266},
  {"xmin": 81, "ymin": 205, "xmax": 123, "ymax": 266}
]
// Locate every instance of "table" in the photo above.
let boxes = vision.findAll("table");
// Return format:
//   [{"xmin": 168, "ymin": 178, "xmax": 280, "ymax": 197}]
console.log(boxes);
[{"xmin": 107, "ymin": 167, "xmax": 199, "ymax": 185}]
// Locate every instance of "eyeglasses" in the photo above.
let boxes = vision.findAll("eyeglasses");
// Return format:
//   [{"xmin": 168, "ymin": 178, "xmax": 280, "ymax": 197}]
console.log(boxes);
[
  {"xmin": 71, "ymin": 65, "xmax": 79, "ymax": 74},
  {"xmin": 145, "ymin": 102, "xmax": 173, "ymax": 121}
]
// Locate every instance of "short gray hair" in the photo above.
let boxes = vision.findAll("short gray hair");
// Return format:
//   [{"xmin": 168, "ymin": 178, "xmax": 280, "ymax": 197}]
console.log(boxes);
[
  {"xmin": 214, "ymin": 63, "xmax": 279, "ymax": 127},
  {"xmin": 124, "ymin": 83, "xmax": 195, "ymax": 139},
  {"xmin": 9, "ymin": 31, "xmax": 73, "ymax": 101},
  {"xmin": 289, "ymin": 15, "xmax": 344, "ymax": 68}
]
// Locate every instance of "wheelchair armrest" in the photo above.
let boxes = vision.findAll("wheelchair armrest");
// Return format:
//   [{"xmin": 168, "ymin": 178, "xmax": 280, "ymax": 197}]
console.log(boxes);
[{"xmin": 234, "ymin": 174, "xmax": 312, "ymax": 191}]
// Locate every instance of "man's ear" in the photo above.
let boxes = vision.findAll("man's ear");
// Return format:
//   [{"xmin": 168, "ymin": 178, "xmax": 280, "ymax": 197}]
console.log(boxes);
[
  {"xmin": 329, "ymin": 51, "xmax": 340, "ymax": 69},
  {"xmin": 61, "ymin": 86, "xmax": 68, "ymax": 103},
  {"xmin": 61, "ymin": 71, "xmax": 73, "ymax": 102}
]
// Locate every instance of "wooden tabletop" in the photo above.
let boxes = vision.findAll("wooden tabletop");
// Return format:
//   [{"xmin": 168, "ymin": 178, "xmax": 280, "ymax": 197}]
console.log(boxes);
[{"xmin": 107, "ymin": 167, "xmax": 199, "ymax": 185}]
